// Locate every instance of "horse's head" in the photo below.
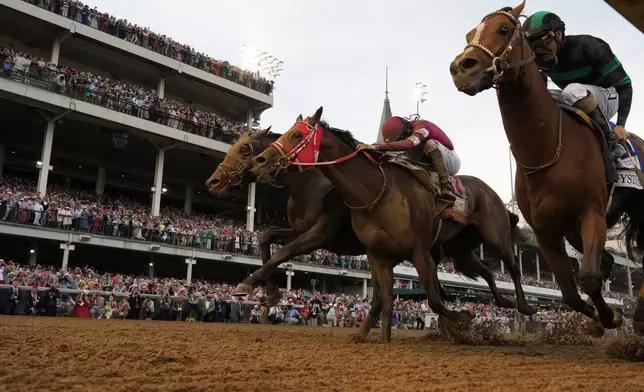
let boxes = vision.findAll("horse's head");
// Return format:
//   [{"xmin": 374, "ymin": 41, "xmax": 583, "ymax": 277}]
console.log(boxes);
[
  {"xmin": 449, "ymin": 1, "xmax": 531, "ymax": 96},
  {"xmin": 252, "ymin": 107, "xmax": 325, "ymax": 183},
  {"xmin": 205, "ymin": 126, "xmax": 273, "ymax": 197}
]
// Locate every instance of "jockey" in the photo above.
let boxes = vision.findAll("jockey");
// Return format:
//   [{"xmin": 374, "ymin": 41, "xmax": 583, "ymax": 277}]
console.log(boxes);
[
  {"xmin": 523, "ymin": 11, "xmax": 633, "ymax": 183},
  {"xmin": 356, "ymin": 116, "xmax": 460, "ymax": 201}
]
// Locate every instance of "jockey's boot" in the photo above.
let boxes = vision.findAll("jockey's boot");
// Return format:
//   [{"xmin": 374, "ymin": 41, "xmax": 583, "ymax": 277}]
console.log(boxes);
[
  {"xmin": 574, "ymin": 95, "xmax": 618, "ymax": 184},
  {"xmin": 427, "ymin": 147, "xmax": 457, "ymax": 203}
]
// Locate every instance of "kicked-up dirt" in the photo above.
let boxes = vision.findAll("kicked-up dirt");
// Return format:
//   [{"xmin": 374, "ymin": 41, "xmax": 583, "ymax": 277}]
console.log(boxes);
[{"xmin": 0, "ymin": 316, "xmax": 642, "ymax": 392}]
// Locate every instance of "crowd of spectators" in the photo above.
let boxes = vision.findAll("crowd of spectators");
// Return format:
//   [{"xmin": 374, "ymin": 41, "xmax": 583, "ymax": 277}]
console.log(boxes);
[
  {"xmin": 1, "ymin": 46, "xmax": 249, "ymax": 144},
  {"xmin": 20, "ymin": 0, "xmax": 274, "ymax": 95},
  {"xmin": 1, "ymin": 173, "xmax": 637, "ymax": 297},
  {"xmin": 1, "ymin": 260, "xmax": 587, "ymax": 332},
  {"xmin": 0, "ymin": 175, "xmax": 369, "ymax": 271}
]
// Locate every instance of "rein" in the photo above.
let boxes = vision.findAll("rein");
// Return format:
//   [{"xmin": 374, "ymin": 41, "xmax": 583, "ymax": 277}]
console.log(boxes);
[
  {"xmin": 268, "ymin": 121, "xmax": 387, "ymax": 210},
  {"xmin": 467, "ymin": 10, "xmax": 563, "ymax": 175}
]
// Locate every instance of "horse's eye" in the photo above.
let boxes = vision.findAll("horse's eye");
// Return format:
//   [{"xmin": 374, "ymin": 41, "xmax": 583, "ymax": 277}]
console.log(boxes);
[
  {"xmin": 291, "ymin": 131, "xmax": 302, "ymax": 141},
  {"xmin": 239, "ymin": 144, "xmax": 251, "ymax": 156},
  {"xmin": 498, "ymin": 25, "xmax": 510, "ymax": 36}
]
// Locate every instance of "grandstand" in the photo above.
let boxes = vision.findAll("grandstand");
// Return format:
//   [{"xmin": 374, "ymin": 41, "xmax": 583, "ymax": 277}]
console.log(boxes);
[{"xmin": 0, "ymin": 0, "xmax": 636, "ymax": 312}]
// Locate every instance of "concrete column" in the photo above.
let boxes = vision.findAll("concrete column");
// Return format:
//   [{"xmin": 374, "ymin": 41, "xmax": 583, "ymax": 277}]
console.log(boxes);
[
  {"xmin": 552, "ymin": 272, "xmax": 556, "ymax": 283},
  {"xmin": 157, "ymin": 77, "xmax": 165, "ymax": 99},
  {"xmin": 246, "ymin": 182, "xmax": 257, "ymax": 232},
  {"xmin": 604, "ymin": 279, "xmax": 611, "ymax": 293},
  {"xmin": 286, "ymin": 270, "xmax": 294, "ymax": 291},
  {"xmin": 96, "ymin": 166, "xmax": 106, "ymax": 195},
  {"xmin": 516, "ymin": 245, "xmax": 523, "ymax": 277},
  {"xmin": 536, "ymin": 253, "xmax": 541, "ymax": 281},
  {"xmin": 0, "ymin": 145, "xmax": 5, "ymax": 177},
  {"xmin": 60, "ymin": 243, "xmax": 75, "ymax": 272},
  {"xmin": 627, "ymin": 266, "xmax": 633, "ymax": 297},
  {"xmin": 363, "ymin": 278, "xmax": 368, "ymax": 298},
  {"xmin": 37, "ymin": 121, "xmax": 55, "ymax": 197},
  {"xmin": 184, "ymin": 186, "xmax": 193, "ymax": 214},
  {"xmin": 51, "ymin": 37, "xmax": 61, "ymax": 64},
  {"xmin": 151, "ymin": 148, "xmax": 165, "ymax": 216},
  {"xmin": 479, "ymin": 244, "xmax": 484, "ymax": 260},
  {"xmin": 247, "ymin": 108, "xmax": 253, "ymax": 131},
  {"xmin": 500, "ymin": 258, "xmax": 504, "ymax": 274},
  {"xmin": 185, "ymin": 258, "xmax": 197, "ymax": 285},
  {"xmin": 148, "ymin": 257, "xmax": 155, "ymax": 278}
]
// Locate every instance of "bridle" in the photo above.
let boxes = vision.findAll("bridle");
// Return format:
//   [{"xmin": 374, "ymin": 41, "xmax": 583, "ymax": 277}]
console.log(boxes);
[
  {"xmin": 464, "ymin": 10, "xmax": 535, "ymax": 85},
  {"xmin": 213, "ymin": 143, "xmax": 256, "ymax": 188},
  {"xmin": 267, "ymin": 121, "xmax": 387, "ymax": 210},
  {"xmin": 465, "ymin": 10, "xmax": 563, "ymax": 176}
]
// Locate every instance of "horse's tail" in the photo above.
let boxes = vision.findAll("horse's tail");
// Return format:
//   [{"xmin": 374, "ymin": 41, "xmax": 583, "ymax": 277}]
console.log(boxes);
[
  {"xmin": 508, "ymin": 210, "xmax": 532, "ymax": 245},
  {"xmin": 620, "ymin": 206, "xmax": 644, "ymax": 267}
]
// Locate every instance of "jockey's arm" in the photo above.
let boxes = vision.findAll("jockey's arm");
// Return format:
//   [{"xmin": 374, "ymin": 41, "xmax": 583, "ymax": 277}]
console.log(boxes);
[
  {"xmin": 375, "ymin": 128, "xmax": 430, "ymax": 152},
  {"xmin": 584, "ymin": 35, "xmax": 633, "ymax": 127}
]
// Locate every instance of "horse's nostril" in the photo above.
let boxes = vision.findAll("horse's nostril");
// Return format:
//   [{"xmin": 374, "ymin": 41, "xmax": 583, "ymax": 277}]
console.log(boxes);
[
  {"xmin": 256, "ymin": 156, "xmax": 266, "ymax": 165},
  {"xmin": 210, "ymin": 178, "xmax": 220, "ymax": 186},
  {"xmin": 459, "ymin": 57, "xmax": 480, "ymax": 71}
]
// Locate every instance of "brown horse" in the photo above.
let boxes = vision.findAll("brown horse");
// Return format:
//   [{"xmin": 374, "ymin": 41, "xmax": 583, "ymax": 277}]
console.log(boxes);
[
  {"xmin": 206, "ymin": 129, "xmax": 535, "ymax": 317},
  {"xmin": 449, "ymin": 1, "xmax": 644, "ymax": 335},
  {"xmin": 249, "ymin": 107, "xmax": 537, "ymax": 341}
]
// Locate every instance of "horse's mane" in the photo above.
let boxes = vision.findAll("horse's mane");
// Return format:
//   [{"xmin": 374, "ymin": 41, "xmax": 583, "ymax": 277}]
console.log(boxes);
[
  {"xmin": 319, "ymin": 120, "xmax": 361, "ymax": 149},
  {"xmin": 264, "ymin": 132, "xmax": 281, "ymax": 142}
]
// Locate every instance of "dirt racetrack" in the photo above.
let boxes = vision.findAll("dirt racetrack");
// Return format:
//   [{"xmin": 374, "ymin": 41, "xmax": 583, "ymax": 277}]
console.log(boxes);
[{"xmin": 0, "ymin": 317, "xmax": 643, "ymax": 392}]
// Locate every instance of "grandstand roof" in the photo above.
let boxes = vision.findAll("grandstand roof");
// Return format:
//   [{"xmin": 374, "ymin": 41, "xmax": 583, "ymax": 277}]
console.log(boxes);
[{"xmin": 604, "ymin": 0, "xmax": 644, "ymax": 33}]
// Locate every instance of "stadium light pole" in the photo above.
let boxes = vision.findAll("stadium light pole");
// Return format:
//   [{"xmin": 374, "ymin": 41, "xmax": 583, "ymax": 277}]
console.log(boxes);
[
  {"xmin": 414, "ymin": 82, "xmax": 428, "ymax": 115},
  {"xmin": 239, "ymin": 44, "xmax": 284, "ymax": 80}
]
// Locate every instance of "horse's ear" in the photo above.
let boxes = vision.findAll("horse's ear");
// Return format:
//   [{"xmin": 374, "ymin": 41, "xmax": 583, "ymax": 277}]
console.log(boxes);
[
  {"xmin": 253, "ymin": 127, "xmax": 270, "ymax": 138},
  {"xmin": 511, "ymin": 0, "xmax": 526, "ymax": 18},
  {"xmin": 309, "ymin": 106, "xmax": 323, "ymax": 125},
  {"xmin": 264, "ymin": 125, "xmax": 272, "ymax": 133},
  {"xmin": 296, "ymin": 114, "xmax": 303, "ymax": 122}
]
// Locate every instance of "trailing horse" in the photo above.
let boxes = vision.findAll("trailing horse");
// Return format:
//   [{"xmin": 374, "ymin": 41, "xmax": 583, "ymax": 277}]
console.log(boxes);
[
  {"xmin": 449, "ymin": 0, "xmax": 644, "ymax": 336},
  {"xmin": 206, "ymin": 129, "xmax": 535, "ymax": 318},
  {"xmin": 250, "ymin": 108, "xmax": 536, "ymax": 342}
]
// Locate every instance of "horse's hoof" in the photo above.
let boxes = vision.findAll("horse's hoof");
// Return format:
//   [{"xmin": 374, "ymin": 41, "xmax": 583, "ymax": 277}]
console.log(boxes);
[
  {"xmin": 498, "ymin": 297, "xmax": 517, "ymax": 309},
  {"xmin": 351, "ymin": 333, "xmax": 368, "ymax": 343},
  {"xmin": 610, "ymin": 306, "xmax": 624, "ymax": 329},
  {"xmin": 585, "ymin": 319, "xmax": 606, "ymax": 338},
  {"xmin": 232, "ymin": 282, "xmax": 253, "ymax": 297},
  {"xmin": 519, "ymin": 304, "xmax": 538, "ymax": 316},
  {"xmin": 459, "ymin": 310, "xmax": 475, "ymax": 322},
  {"xmin": 633, "ymin": 321, "xmax": 644, "ymax": 336}
]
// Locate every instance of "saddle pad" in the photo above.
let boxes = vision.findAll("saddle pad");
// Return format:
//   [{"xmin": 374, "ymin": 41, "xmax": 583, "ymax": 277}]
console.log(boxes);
[{"xmin": 615, "ymin": 169, "xmax": 643, "ymax": 190}]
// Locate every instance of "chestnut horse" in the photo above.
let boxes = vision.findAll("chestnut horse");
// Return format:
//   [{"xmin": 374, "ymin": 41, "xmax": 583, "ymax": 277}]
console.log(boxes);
[
  {"xmin": 206, "ymin": 129, "xmax": 534, "ymax": 318},
  {"xmin": 450, "ymin": 1, "xmax": 644, "ymax": 335}
]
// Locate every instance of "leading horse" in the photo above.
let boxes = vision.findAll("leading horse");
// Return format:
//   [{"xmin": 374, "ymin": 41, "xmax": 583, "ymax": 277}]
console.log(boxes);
[
  {"xmin": 449, "ymin": 1, "xmax": 644, "ymax": 335},
  {"xmin": 206, "ymin": 129, "xmax": 535, "ymax": 318}
]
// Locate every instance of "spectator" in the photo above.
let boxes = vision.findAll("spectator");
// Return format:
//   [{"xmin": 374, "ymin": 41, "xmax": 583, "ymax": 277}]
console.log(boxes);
[
  {"xmin": 326, "ymin": 304, "xmax": 337, "ymax": 327},
  {"xmin": 72, "ymin": 291, "xmax": 91, "ymax": 318},
  {"xmin": 159, "ymin": 293, "xmax": 172, "ymax": 321},
  {"xmin": 141, "ymin": 297, "xmax": 154, "ymax": 320},
  {"xmin": 249, "ymin": 305, "xmax": 260, "ymax": 324},
  {"xmin": 203, "ymin": 293, "xmax": 216, "ymax": 322},
  {"xmin": 283, "ymin": 303, "xmax": 300, "ymax": 325},
  {"xmin": 25, "ymin": 285, "xmax": 40, "ymax": 316},
  {"xmin": 89, "ymin": 292, "xmax": 105, "ymax": 319},
  {"xmin": 268, "ymin": 304, "xmax": 283, "ymax": 325},
  {"xmin": 5, "ymin": 280, "xmax": 21, "ymax": 315}
]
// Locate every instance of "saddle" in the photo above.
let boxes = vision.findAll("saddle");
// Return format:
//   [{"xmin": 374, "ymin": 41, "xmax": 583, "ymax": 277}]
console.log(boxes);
[
  {"xmin": 557, "ymin": 103, "xmax": 618, "ymax": 185},
  {"xmin": 365, "ymin": 151, "xmax": 468, "ymax": 225}
]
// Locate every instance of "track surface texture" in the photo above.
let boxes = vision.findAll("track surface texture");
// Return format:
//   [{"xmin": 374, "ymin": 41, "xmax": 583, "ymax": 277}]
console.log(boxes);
[{"xmin": 0, "ymin": 317, "xmax": 642, "ymax": 392}]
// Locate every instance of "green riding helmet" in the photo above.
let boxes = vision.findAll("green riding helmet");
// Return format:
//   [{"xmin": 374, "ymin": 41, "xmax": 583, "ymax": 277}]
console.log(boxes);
[{"xmin": 523, "ymin": 11, "xmax": 566, "ymax": 41}]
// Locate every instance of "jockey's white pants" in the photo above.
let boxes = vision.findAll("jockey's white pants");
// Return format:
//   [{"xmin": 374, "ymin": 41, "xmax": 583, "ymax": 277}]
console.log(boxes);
[
  {"xmin": 548, "ymin": 83, "xmax": 619, "ymax": 122},
  {"xmin": 436, "ymin": 142, "xmax": 461, "ymax": 175}
]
